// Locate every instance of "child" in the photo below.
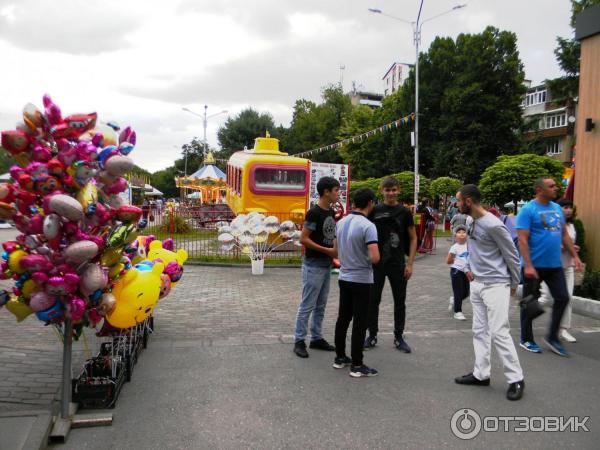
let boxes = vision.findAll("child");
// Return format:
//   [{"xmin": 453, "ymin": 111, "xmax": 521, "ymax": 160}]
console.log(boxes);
[{"xmin": 446, "ymin": 225, "xmax": 472, "ymax": 320}]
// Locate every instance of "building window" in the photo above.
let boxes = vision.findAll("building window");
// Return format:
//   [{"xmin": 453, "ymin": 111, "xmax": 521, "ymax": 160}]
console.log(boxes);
[
  {"xmin": 545, "ymin": 113, "xmax": 566, "ymax": 129},
  {"xmin": 523, "ymin": 89, "xmax": 547, "ymax": 107},
  {"xmin": 546, "ymin": 141, "xmax": 562, "ymax": 155}
]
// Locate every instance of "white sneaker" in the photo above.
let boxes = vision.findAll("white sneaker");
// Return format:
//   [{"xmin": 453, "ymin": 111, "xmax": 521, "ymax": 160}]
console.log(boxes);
[
  {"xmin": 448, "ymin": 296, "xmax": 454, "ymax": 312},
  {"xmin": 560, "ymin": 329, "xmax": 577, "ymax": 343},
  {"xmin": 454, "ymin": 312, "xmax": 466, "ymax": 320}
]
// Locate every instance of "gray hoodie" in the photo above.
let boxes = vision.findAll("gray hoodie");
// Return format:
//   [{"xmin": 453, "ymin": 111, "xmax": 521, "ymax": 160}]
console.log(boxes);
[{"xmin": 467, "ymin": 212, "xmax": 520, "ymax": 288}]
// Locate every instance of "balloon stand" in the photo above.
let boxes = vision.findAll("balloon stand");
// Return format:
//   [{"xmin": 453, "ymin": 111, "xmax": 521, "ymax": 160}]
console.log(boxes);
[
  {"xmin": 49, "ymin": 318, "xmax": 153, "ymax": 443},
  {"xmin": 49, "ymin": 319, "xmax": 113, "ymax": 443}
]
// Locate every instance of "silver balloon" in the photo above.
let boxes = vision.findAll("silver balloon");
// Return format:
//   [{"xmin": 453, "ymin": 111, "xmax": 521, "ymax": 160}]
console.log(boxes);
[
  {"xmin": 239, "ymin": 231, "xmax": 254, "ymax": 245},
  {"xmin": 265, "ymin": 215, "xmax": 279, "ymax": 226},
  {"xmin": 220, "ymin": 243, "xmax": 236, "ymax": 252},
  {"xmin": 215, "ymin": 221, "xmax": 230, "ymax": 229},
  {"xmin": 265, "ymin": 224, "xmax": 279, "ymax": 234},
  {"xmin": 250, "ymin": 224, "xmax": 266, "ymax": 235},
  {"xmin": 218, "ymin": 225, "xmax": 232, "ymax": 234},
  {"xmin": 218, "ymin": 233, "xmax": 234, "ymax": 244}
]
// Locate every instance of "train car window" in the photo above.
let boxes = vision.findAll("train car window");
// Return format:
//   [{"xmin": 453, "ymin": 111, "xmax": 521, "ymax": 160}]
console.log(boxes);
[{"xmin": 254, "ymin": 168, "xmax": 306, "ymax": 190}]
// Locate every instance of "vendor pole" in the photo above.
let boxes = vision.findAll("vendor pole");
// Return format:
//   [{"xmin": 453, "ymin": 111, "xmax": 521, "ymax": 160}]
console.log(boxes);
[{"xmin": 49, "ymin": 320, "xmax": 113, "ymax": 443}]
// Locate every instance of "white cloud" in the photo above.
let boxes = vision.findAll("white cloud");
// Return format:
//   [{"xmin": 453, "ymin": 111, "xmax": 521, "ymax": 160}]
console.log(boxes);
[{"xmin": 0, "ymin": 0, "xmax": 574, "ymax": 173}]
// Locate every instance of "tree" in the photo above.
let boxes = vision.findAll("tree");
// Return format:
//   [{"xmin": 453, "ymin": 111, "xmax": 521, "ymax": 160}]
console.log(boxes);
[
  {"xmin": 430, "ymin": 176, "xmax": 462, "ymax": 221},
  {"xmin": 350, "ymin": 171, "xmax": 431, "ymax": 205},
  {"xmin": 397, "ymin": 27, "xmax": 526, "ymax": 183},
  {"xmin": 217, "ymin": 109, "xmax": 276, "ymax": 159},
  {"xmin": 281, "ymin": 85, "xmax": 351, "ymax": 163},
  {"xmin": 546, "ymin": 0, "xmax": 600, "ymax": 103},
  {"xmin": 479, "ymin": 154, "xmax": 565, "ymax": 212}
]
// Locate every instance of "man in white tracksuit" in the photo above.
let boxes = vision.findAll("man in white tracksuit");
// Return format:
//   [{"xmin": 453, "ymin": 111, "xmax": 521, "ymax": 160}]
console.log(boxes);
[{"xmin": 454, "ymin": 184, "xmax": 525, "ymax": 401}]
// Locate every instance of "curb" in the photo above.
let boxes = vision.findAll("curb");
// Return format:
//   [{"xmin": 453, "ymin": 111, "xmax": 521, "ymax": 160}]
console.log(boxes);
[
  {"xmin": 572, "ymin": 295, "xmax": 600, "ymax": 320},
  {"xmin": 0, "ymin": 409, "xmax": 53, "ymax": 450}
]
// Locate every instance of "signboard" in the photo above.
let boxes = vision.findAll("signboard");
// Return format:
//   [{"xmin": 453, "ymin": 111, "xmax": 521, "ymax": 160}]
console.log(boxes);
[{"xmin": 308, "ymin": 162, "xmax": 351, "ymax": 212}]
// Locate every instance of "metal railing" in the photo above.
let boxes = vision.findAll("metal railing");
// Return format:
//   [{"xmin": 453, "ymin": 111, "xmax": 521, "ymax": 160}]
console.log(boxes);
[{"xmin": 142, "ymin": 206, "xmax": 303, "ymax": 264}]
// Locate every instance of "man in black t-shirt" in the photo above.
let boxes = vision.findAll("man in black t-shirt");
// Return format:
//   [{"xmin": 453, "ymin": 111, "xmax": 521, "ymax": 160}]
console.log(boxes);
[
  {"xmin": 293, "ymin": 176, "xmax": 340, "ymax": 358},
  {"xmin": 365, "ymin": 177, "xmax": 418, "ymax": 353}
]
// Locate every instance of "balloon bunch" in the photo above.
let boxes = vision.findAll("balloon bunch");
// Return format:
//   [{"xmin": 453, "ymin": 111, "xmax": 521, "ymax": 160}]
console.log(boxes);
[
  {"xmin": 216, "ymin": 213, "xmax": 300, "ymax": 261},
  {"xmin": 0, "ymin": 95, "xmax": 186, "ymax": 335}
]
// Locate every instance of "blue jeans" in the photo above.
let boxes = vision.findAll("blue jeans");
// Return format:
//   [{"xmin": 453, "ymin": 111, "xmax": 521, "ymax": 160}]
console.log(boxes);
[{"xmin": 294, "ymin": 263, "xmax": 331, "ymax": 343}]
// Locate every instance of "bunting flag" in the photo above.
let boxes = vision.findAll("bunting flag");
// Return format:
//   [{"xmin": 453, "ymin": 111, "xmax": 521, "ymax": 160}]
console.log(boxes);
[{"xmin": 295, "ymin": 112, "xmax": 415, "ymax": 158}]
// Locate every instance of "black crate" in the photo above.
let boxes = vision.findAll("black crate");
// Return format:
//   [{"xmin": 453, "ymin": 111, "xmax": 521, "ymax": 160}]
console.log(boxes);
[{"xmin": 72, "ymin": 356, "xmax": 126, "ymax": 409}]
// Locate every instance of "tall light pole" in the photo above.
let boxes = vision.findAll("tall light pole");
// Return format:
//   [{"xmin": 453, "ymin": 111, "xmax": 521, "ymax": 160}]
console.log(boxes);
[
  {"xmin": 182, "ymin": 106, "xmax": 228, "ymax": 158},
  {"xmin": 369, "ymin": 2, "xmax": 466, "ymax": 209}
]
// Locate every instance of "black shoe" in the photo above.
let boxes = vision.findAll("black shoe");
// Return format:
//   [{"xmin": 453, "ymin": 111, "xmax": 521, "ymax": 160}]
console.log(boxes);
[
  {"xmin": 332, "ymin": 356, "xmax": 352, "ymax": 369},
  {"xmin": 506, "ymin": 380, "xmax": 525, "ymax": 401},
  {"xmin": 364, "ymin": 335, "xmax": 377, "ymax": 350},
  {"xmin": 454, "ymin": 373, "xmax": 491, "ymax": 386},
  {"xmin": 349, "ymin": 365, "xmax": 378, "ymax": 378},
  {"xmin": 293, "ymin": 341, "xmax": 309, "ymax": 358},
  {"xmin": 309, "ymin": 338, "xmax": 335, "ymax": 351},
  {"xmin": 394, "ymin": 338, "xmax": 412, "ymax": 353}
]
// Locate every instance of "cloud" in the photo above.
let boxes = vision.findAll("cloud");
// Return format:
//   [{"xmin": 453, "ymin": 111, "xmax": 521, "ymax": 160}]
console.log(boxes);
[{"xmin": 0, "ymin": 0, "xmax": 142, "ymax": 54}]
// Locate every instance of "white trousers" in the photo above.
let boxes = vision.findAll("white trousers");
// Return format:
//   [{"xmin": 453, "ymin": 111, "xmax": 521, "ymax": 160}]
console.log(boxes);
[
  {"xmin": 539, "ymin": 266, "xmax": 574, "ymax": 329},
  {"xmin": 471, "ymin": 281, "xmax": 524, "ymax": 384}
]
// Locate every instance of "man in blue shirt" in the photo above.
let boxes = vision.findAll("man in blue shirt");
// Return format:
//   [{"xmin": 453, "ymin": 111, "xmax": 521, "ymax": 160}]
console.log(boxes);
[{"xmin": 516, "ymin": 177, "xmax": 582, "ymax": 357}]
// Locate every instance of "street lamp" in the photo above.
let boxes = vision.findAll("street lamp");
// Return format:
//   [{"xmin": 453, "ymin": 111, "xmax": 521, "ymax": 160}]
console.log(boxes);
[
  {"xmin": 182, "ymin": 105, "xmax": 228, "ymax": 158},
  {"xmin": 369, "ymin": 1, "xmax": 467, "ymax": 209}
]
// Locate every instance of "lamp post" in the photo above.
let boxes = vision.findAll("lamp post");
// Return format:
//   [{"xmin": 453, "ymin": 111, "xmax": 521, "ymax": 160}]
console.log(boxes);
[
  {"xmin": 182, "ymin": 106, "xmax": 228, "ymax": 158},
  {"xmin": 369, "ymin": 1, "xmax": 466, "ymax": 209}
]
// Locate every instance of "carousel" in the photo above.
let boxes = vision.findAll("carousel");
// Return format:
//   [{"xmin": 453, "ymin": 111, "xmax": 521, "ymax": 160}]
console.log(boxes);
[{"xmin": 175, "ymin": 152, "xmax": 227, "ymax": 204}]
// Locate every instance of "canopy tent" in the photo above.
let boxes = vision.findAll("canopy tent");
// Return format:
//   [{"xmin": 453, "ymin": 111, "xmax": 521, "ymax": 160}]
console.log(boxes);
[
  {"xmin": 144, "ymin": 183, "xmax": 163, "ymax": 197},
  {"xmin": 0, "ymin": 173, "xmax": 11, "ymax": 182},
  {"xmin": 175, "ymin": 152, "xmax": 227, "ymax": 204}
]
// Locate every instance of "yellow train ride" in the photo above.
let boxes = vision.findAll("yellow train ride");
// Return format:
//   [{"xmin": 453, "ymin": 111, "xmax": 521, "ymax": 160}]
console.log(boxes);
[{"xmin": 226, "ymin": 134, "xmax": 310, "ymax": 223}]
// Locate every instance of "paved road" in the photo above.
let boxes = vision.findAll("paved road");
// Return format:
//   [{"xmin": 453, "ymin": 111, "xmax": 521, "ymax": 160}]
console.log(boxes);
[{"xmin": 1, "ymin": 228, "xmax": 599, "ymax": 448}]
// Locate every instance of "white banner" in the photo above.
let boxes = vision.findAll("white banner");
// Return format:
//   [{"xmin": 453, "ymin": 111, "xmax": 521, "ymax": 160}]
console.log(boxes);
[{"xmin": 309, "ymin": 162, "xmax": 351, "ymax": 213}]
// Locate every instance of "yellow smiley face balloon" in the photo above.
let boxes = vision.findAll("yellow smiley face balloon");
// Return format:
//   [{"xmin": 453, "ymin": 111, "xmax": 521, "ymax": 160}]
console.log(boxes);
[{"xmin": 106, "ymin": 262, "xmax": 164, "ymax": 329}]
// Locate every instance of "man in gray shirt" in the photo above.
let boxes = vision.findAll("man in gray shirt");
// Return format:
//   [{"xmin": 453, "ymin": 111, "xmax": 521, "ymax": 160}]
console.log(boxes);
[
  {"xmin": 333, "ymin": 188, "xmax": 381, "ymax": 378},
  {"xmin": 454, "ymin": 184, "xmax": 525, "ymax": 401}
]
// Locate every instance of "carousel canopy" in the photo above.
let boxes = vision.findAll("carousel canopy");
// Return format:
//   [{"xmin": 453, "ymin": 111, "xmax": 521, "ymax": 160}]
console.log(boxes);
[{"xmin": 188, "ymin": 164, "xmax": 226, "ymax": 181}]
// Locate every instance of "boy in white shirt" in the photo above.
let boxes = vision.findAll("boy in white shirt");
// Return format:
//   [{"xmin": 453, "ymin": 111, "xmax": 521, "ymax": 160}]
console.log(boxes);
[{"xmin": 446, "ymin": 225, "xmax": 473, "ymax": 320}]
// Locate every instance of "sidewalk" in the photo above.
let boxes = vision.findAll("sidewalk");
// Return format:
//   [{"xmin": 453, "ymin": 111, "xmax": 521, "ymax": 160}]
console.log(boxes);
[{"xmin": 1, "ymin": 233, "xmax": 599, "ymax": 448}]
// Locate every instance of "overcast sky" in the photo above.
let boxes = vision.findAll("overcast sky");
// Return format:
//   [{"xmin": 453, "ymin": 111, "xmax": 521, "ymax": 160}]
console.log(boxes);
[{"xmin": 0, "ymin": 0, "xmax": 572, "ymax": 173}]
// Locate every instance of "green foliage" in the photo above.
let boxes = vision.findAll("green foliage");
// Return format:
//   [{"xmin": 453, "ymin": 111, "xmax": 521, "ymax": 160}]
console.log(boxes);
[
  {"xmin": 281, "ymin": 85, "xmax": 351, "ymax": 163},
  {"xmin": 479, "ymin": 154, "xmax": 565, "ymax": 209},
  {"xmin": 547, "ymin": 0, "xmax": 600, "ymax": 102},
  {"xmin": 159, "ymin": 214, "xmax": 192, "ymax": 234},
  {"xmin": 430, "ymin": 177, "xmax": 462, "ymax": 199},
  {"xmin": 151, "ymin": 166, "xmax": 179, "ymax": 199},
  {"xmin": 574, "ymin": 267, "xmax": 600, "ymax": 300},
  {"xmin": 350, "ymin": 171, "xmax": 431, "ymax": 204},
  {"xmin": 216, "ymin": 108, "xmax": 277, "ymax": 159}
]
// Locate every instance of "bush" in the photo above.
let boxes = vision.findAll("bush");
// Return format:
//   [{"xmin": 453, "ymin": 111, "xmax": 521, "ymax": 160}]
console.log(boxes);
[
  {"xmin": 160, "ymin": 214, "xmax": 192, "ymax": 234},
  {"xmin": 574, "ymin": 267, "xmax": 600, "ymax": 301}
]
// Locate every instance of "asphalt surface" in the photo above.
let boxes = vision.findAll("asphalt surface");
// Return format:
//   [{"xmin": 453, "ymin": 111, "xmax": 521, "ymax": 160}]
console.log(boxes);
[{"xmin": 1, "ymin": 227, "xmax": 599, "ymax": 448}]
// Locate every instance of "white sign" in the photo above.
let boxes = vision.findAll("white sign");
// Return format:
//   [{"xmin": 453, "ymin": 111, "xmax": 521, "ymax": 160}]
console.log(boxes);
[
  {"xmin": 309, "ymin": 162, "xmax": 351, "ymax": 213},
  {"xmin": 415, "ymin": 174, "xmax": 420, "ymax": 193}
]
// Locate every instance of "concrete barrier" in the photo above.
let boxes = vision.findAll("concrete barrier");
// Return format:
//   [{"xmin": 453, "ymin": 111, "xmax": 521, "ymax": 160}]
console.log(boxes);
[{"xmin": 572, "ymin": 296, "xmax": 600, "ymax": 320}]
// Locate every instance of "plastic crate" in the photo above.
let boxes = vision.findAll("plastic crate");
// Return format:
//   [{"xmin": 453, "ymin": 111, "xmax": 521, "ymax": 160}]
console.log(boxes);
[{"xmin": 72, "ymin": 355, "xmax": 126, "ymax": 409}]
